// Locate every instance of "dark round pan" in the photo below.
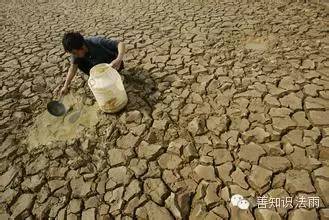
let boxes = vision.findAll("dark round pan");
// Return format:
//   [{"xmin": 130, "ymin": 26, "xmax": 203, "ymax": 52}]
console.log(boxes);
[{"xmin": 47, "ymin": 100, "xmax": 66, "ymax": 117}]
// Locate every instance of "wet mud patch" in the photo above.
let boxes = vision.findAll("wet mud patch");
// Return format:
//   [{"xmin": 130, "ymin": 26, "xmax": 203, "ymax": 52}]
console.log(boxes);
[
  {"xmin": 245, "ymin": 37, "xmax": 267, "ymax": 51},
  {"xmin": 243, "ymin": 34, "xmax": 278, "ymax": 51},
  {"xmin": 26, "ymin": 69, "xmax": 158, "ymax": 151},
  {"xmin": 26, "ymin": 93, "xmax": 99, "ymax": 150}
]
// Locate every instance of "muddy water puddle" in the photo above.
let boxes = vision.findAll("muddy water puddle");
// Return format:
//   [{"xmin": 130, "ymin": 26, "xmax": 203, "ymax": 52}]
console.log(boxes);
[{"xmin": 26, "ymin": 93, "xmax": 99, "ymax": 150}]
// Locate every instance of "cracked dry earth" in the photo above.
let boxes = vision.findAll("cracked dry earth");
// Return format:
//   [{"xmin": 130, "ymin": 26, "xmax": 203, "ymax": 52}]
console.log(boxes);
[{"xmin": 1, "ymin": 0, "xmax": 329, "ymax": 220}]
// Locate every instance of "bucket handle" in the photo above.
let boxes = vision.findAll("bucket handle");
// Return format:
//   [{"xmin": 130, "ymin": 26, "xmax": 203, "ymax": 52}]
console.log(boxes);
[
  {"xmin": 89, "ymin": 78, "xmax": 96, "ymax": 87},
  {"xmin": 59, "ymin": 94, "xmax": 64, "ymax": 102}
]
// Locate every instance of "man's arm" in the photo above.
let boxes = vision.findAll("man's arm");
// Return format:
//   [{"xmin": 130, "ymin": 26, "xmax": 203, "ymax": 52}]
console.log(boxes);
[
  {"xmin": 117, "ymin": 42, "xmax": 125, "ymax": 60},
  {"xmin": 60, "ymin": 63, "xmax": 77, "ymax": 96},
  {"xmin": 110, "ymin": 41, "xmax": 125, "ymax": 70}
]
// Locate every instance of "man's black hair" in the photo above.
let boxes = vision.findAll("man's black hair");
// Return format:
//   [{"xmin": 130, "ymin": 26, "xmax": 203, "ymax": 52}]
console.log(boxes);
[{"xmin": 62, "ymin": 32, "xmax": 85, "ymax": 52}]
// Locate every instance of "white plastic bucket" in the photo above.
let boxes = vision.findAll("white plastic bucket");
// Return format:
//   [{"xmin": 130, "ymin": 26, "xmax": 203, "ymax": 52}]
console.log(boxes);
[{"xmin": 88, "ymin": 63, "xmax": 128, "ymax": 113}]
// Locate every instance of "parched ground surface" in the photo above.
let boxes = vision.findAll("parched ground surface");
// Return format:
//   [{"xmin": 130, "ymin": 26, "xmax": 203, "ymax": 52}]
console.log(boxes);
[{"xmin": 1, "ymin": 0, "xmax": 329, "ymax": 219}]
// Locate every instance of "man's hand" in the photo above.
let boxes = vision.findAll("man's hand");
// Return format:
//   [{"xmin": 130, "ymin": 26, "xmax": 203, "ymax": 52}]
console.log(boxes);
[
  {"xmin": 110, "ymin": 42, "xmax": 125, "ymax": 71},
  {"xmin": 59, "ymin": 86, "xmax": 69, "ymax": 97},
  {"xmin": 110, "ymin": 57, "xmax": 122, "ymax": 70}
]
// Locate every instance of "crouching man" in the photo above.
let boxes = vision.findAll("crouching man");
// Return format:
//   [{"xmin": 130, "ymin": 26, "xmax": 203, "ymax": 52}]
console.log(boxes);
[{"xmin": 59, "ymin": 32, "xmax": 125, "ymax": 96}]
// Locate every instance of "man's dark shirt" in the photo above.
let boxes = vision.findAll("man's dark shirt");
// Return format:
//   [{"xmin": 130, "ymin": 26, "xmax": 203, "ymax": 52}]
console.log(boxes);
[{"xmin": 71, "ymin": 36, "xmax": 119, "ymax": 74}]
